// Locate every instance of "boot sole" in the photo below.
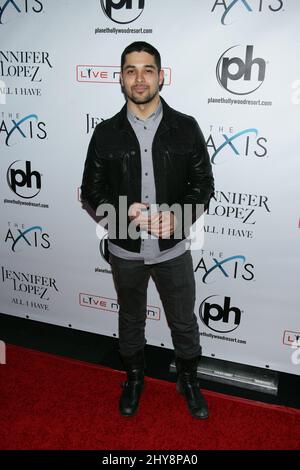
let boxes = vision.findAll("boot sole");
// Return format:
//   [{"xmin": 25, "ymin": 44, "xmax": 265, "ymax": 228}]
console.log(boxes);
[
  {"xmin": 120, "ymin": 409, "xmax": 138, "ymax": 417},
  {"xmin": 176, "ymin": 382, "xmax": 209, "ymax": 420},
  {"xmin": 119, "ymin": 382, "xmax": 144, "ymax": 417}
]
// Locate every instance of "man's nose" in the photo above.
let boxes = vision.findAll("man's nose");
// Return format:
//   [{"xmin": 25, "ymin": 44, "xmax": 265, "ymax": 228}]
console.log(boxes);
[{"xmin": 136, "ymin": 72, "xmax": 145, "ymax": 82}]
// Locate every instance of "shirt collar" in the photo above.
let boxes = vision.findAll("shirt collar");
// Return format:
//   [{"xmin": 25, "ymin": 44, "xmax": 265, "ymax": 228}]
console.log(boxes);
[{"xmin": 127, "ymin": 100, "xmax": 162, "ymax": 125}]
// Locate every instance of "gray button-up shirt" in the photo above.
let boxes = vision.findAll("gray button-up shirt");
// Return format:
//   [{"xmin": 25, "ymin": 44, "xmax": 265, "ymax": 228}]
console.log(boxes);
[{"xmin": 108, "ymin": 100, "xmax": 190, "ymax": 264}]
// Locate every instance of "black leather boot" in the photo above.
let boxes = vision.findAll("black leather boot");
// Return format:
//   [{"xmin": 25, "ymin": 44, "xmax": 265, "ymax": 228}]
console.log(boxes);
[
  {"xmin": 119, "ymin": 349, "xmax": 145, "ymax": 417},
  {"xmin": 176, "ymin": 356, "xmax": 209, "ymax": 419}
]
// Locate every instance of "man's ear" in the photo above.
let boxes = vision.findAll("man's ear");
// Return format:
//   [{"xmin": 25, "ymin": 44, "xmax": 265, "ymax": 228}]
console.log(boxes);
[
  {"xmin": 120, "ymin": 73, "xmax": 124, "ymax": 86},
  {"xmin": 159, "ymin": 69, "xmax": 164, "ymax": 86}
]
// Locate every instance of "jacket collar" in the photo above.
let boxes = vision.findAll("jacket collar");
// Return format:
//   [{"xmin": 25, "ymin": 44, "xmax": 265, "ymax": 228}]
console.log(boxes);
[{"xmin": 113, "ymin": 97, "xmax": 179, "ymax": 134}]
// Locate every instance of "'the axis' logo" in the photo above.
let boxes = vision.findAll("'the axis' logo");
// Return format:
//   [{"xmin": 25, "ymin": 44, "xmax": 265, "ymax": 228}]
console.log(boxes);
[
  {"xmin": 211, "ymin": 0, "xmax": 284, "ymax": 25},
  {"xmin": 199, "ymin": 295, "xmax": 242, "ymax": 332},
  {"xmin": 7, "ymin": 160, "xmax": 42, "ymax": 199},
  {"xmin": 207, "ymin": 127, "xmax": 268, "ymax": 164},
  {"xmin": 216, "ymin": 45, "xmax": 266, "ymax": 95},
  {"xmin": 0, "ymin": 0, "xmax": 43, "ymax": 24},
  {"xmin": 5, "ymin": 223, "xmax": 50, "ymax": 252},
  {"xmin": 100, "ymin": 0, "xmax": 145, "ymax": 24},
  {"xmin": 195, "ymin": 254, "xmax": 254, "ymax": 284},
  {"xmin": 0, "ymin": 114, "xmax": 47, "ymax": 146}
]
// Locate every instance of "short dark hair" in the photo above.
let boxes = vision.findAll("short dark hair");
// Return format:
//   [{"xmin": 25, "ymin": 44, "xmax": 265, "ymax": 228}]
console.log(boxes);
[{"xmin": 121, "ymin": 41, "xmax": 161, "ymax": 72}]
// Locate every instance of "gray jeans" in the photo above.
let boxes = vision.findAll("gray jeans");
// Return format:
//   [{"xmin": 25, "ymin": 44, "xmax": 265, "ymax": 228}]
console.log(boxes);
[{"xmin": 109, "ymin": 250, "xmax": 201, "ymax": 359}]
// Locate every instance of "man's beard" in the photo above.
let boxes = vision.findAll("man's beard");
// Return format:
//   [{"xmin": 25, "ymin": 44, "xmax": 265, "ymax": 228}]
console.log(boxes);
[{"xmin": 127, "ymin": 86, "xmax": 159, "ymax": 105}]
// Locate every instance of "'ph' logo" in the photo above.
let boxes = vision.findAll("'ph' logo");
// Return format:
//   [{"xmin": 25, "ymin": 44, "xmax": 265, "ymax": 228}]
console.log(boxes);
[
  {"xmin": 216, "ymin": 45, "xmax": 266, "ymax": 95},
  {"xmin": 100, "ymin": 0, "xmax": 145, "ymax": 24},
  {"xmin": 199, "ymin": 295, "xmax": 242, "ymax": 333},
  {"xmin": 7, "ymin": 160, "xmax": 41, "ymax": 199}
]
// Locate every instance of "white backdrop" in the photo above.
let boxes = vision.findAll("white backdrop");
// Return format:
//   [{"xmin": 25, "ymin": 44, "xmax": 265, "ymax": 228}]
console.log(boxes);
[{"xmin": 1, "ymin": 0, "xmax": 299, "ymax": 375}]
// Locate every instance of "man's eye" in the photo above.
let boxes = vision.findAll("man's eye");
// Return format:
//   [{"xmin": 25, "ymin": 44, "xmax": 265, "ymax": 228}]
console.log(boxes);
[{"xmin": 145, "ymin": 69, "xmax": 153, "ymax": 73}]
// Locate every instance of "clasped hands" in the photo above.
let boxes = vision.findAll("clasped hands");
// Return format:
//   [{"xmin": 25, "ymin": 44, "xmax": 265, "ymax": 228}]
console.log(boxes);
[{"xmin": 128, "ymin": 202, "xmax": 177, "ymax": 238}]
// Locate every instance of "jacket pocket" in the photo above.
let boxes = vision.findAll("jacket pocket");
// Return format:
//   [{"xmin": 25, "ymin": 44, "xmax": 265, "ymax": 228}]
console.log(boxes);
[
  {"xmin": 167, "ymin": 142, "xmax": 193, "ymax": 157},
  {"xmin": 98, "ymin": 148, "xmax": 127, "ymax": 160}
]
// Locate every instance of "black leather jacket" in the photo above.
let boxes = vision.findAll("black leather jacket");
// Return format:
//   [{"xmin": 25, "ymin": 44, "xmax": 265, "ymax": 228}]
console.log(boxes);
[{"xmin": 81, "ymin": 98, "xmax": 214, "ymax": 253}]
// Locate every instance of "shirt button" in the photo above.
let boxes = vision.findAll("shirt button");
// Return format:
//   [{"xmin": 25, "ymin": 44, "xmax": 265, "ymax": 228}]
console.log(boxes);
[
  {"xmin": 145, "ymin": 172, "xmax": 148, "ymax": 176},
  {"xmin": 144, "ymin": 126, "xmax": 147, "ymax": 130},
  {"xmin": 145, "ymin": 195, "xmax": 148, "ymax": 198},
  {"xmin": 144, "ymin": 149, "xmax": 148, "ymax": 152},
  {"xmin": 130, "ymin": 150, "xmax": 135, "ymax": 156}
]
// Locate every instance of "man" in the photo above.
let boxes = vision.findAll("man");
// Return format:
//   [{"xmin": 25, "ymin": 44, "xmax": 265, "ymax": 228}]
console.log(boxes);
[{"xmin": 81, "ymin": 42, "xmax": 214, "ymax": 419}]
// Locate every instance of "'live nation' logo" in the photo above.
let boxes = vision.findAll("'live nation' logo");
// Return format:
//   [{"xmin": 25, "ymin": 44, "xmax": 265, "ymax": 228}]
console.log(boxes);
[
  {"xmin": 79, "ymin": 293, "xmax": 160, "ymax": 320},
  {"xmin": 76, "ymin": 65, "xmax": 171, "ymax": 85}
]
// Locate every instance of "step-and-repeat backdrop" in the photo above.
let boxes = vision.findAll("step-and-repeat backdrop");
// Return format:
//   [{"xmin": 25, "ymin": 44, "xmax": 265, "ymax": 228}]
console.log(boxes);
[{"xmin": 1, "ymin": 0, "xmax": 299, "ymax": 374}]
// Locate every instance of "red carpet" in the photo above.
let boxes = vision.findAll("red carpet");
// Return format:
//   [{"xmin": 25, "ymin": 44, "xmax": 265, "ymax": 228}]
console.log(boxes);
[{"xmin": 0, "ymin": 345, "xmax": 299, "ymax": 450}]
